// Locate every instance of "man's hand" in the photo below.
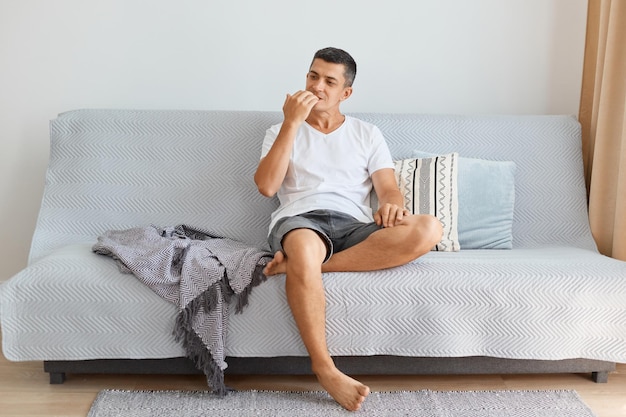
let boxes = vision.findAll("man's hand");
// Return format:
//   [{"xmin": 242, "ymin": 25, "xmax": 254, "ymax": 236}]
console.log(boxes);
[
  {"xmin": 283, "ymin": 90, "xmax": 320, "ymax": 125},
  {"xmin": 374, "ymin": 203, "xmax": 410, "ymax": 228}
]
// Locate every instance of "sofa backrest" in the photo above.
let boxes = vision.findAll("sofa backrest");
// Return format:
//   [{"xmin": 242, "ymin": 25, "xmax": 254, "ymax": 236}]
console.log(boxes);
[
  {"xmin": 354, "ymin": 113, "xmax": 596, "ymax": 251},
  {"xmin": 29, "ymin": 109, "xmax": 596, "ymax": 263}
]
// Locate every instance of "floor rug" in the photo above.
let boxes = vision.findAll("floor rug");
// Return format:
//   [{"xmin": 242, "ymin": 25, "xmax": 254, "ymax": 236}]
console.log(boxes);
[{"xmin": 87, "ymin": 389, "xmax": 597, "ymax": 416}]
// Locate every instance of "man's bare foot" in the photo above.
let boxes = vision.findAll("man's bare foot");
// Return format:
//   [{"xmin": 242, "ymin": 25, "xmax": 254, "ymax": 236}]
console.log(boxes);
[
  {"xmin": 315, "ymin": 366, "xmax": 370, "ymax": 411},
  {"xmin": 263, "ymin": 251, "xmax": 288, "ymax": 276}
]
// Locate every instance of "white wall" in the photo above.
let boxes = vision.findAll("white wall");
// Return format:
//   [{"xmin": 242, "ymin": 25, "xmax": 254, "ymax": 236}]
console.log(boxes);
[{"xmin": 0, "ymin": 0, "xmax": 588, "ymax": 281}]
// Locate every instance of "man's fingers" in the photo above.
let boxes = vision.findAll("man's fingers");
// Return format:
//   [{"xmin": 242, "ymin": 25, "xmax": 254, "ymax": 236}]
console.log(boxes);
[
  {"xmin": 295, "ymin": 91, "xmax": 319, "ymax": 107},
  {"xmin": 306, "ymin": 94, "xmax": 320, "ymax": 106},
  {"xmin": 379, "ymin": 204, "xmax": 408, "ymax": 227},
  {"xmin": 289, "ymin": 91, "xmax": 319, "ymax": 107},
  {"xmin": 379, "ymin": 205, "xmax": 392, "ymax": 228},
  {"xmin": 396, "ymin": 208, "xmax": 409, "ymax": 222},
  {"xmin": 283, "ymin": 91, "xmax": 319, "ymax": 122}
]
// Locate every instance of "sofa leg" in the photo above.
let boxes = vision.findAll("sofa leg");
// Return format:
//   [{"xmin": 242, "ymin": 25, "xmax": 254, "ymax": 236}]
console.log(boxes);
[
  {"xmin": 592, "ymin": 371, "xmax": 609, "ymax": 383},
  {"xmin": 49, "ymin": 372, "xmax": 66, "ymax": 384}
]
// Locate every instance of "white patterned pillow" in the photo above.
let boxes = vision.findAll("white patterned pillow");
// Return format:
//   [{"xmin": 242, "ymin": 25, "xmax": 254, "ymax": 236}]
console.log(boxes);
[{"xmin": 394, "ymin": 153, "xmax": 460, "ymax": 251}]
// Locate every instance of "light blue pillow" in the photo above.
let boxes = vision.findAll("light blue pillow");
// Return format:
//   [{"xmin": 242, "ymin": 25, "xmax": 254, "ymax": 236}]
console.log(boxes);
[{"xmin": 413, "ymin": 151, "xmax": 516, "ymax": 249}]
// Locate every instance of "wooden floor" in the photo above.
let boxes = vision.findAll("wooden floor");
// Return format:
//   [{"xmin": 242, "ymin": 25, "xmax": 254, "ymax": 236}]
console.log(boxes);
[{"xmin": 1, "ymin": 349, "xmax": 625, "ymax": 417}]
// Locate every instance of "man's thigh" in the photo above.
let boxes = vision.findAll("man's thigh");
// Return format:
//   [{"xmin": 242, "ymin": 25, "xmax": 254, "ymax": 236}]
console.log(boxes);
[
  {"xmin": 331, "ymin": 217, "xmax": 382, "ymax": 253},
  {"xmin": 268, "ymin": 209, "xmax": 382, "ymax": 261}
]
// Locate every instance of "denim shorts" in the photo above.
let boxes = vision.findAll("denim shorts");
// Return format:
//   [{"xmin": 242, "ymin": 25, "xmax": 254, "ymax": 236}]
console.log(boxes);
[{"xmin": 268, "ymin": 209, "xmax": 382, "ymax": 263}]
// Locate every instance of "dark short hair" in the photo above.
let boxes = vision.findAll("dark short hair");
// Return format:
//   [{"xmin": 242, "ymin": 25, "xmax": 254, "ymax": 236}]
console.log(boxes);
[{"xmin": 311, "ymin": 47, "xmax": 357, "ymax": 87}]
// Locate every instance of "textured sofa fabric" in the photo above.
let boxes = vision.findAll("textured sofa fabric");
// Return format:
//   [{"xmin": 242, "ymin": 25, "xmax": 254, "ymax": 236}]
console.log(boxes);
[{"xmin": 1, "ymin": 110, "xmax": 625, "ymax": 382}]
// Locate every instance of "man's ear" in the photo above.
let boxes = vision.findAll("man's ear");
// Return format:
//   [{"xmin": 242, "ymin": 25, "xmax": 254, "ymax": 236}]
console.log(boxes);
[{"xmin": 341, "ymin": 87, "xmax": 353, "ymax": 101}]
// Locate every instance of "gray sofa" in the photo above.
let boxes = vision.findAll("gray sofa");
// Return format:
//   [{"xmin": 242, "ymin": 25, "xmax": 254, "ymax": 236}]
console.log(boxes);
[{"xmin": 1, "ymin": 109, "xmax": 625, "ymax": 386}]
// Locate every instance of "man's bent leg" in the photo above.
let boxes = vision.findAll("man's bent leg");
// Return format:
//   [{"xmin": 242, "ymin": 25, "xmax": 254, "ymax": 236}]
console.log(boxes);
[
  {"xmin": 322, "ymin": 214, "xmax": 442, "ymax": 273},
  {"xmin": 281, "ymin": 228, "xmax": 370, "ymax": 411},
  {"xmin": 265, "ymin": 213, "xmax": 442, "ymax": 276}
]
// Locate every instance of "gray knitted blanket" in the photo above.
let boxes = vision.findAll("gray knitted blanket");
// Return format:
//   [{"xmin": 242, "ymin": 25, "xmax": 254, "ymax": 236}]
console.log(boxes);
[{"xmin": 92, "ymin": 225, "xmax": 272, "ymax": 395}]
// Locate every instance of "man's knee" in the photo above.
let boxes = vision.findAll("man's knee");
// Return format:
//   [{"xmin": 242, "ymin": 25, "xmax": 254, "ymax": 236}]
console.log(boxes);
[
  {"xmin": 406, "ymin": 214, "xmax": 443, "ymax": 257},
  {"xmin": 418, "ymin": 214, "xmax": 443, "ymax": 249},
  {"xmin": 282, "ymin": 228, "xmax": 328, "ymax": 266}
]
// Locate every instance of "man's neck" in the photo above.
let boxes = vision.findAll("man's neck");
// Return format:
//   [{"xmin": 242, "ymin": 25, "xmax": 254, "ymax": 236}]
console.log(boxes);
[{"xmin": 306, "ymin": 111, "xmax": 346, "ymax": 135}]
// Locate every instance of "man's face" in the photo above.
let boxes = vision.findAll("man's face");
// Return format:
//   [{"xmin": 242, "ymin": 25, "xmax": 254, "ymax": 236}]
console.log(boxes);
[{"xmin": 305, "ymin": 58, "xmax": 352, "ymax": 111}]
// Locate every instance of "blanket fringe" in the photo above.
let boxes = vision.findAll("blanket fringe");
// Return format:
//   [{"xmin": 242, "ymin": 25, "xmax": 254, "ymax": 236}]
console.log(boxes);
[
  {"xmin": 174, "ymin": 292, "xmax": 227, "ymax": 395},
  {"xmin": 234, "ymin": 263, "xmax": 268, "ymax": 314},
  {"xmin": 174, "ymin": 317, "xmax": 227, "ymax": 395},
  {"xmin": 173, "ymin": 259, "xmax": 269, "ymax": 396}
]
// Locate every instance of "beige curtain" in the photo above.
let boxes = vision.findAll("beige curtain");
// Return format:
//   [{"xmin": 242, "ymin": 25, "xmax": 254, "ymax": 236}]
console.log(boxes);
[{"xmin": 579, "ymin": 0, "xmax": 626, "ymax": 261}]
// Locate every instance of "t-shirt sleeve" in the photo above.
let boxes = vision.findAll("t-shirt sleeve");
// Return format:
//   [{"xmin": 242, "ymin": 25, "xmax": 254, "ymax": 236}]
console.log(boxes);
[
  {"xmin": 368, "ymin": 126, "xmax": 394, "ymax": 173},
  {"xmin": 260, "ymin": 123, "xmax": 281, "ymax": 159}
]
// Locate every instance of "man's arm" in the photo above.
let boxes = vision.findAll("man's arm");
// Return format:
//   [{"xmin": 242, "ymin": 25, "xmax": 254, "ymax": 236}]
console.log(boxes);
[
  {"xmin": 254, "ymin": 91, "xmax": 319, "ymax": 197},
  {"xmin": 371, "ymin": 168, "xmax": 409, "ymax": 228}
]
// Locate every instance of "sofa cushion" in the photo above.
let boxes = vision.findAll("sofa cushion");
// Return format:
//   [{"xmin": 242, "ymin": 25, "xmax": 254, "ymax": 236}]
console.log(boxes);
[
  {"xmin": 413, "ymin": 151, "xmax": 516, "ymax": 249},
  {"xmin": 394, "ymin": 153, "xmax": 460, "ymax": 251},
  {"xmin": 0, "ymin": 244, "xmax": 183, "ymax": 361}
]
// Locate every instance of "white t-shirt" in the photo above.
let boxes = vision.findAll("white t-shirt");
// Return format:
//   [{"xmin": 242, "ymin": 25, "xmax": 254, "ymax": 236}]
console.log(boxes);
[{"xmin": 261, "ymin": 116, "xmax": 394, "ymax": 233}]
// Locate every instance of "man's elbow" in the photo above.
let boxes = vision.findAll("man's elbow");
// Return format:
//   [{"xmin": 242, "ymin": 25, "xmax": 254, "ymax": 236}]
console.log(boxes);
[
  {"xmin": 254, "ymin": 165, "xmax": 280, "ymax": 197},
  {"xmin": 254, "ymin": 179, "xmax": 277, "ymax": 198},
  {"xmin": 257, "ymin": 186, "xmax": 276, "ymax": 198}
]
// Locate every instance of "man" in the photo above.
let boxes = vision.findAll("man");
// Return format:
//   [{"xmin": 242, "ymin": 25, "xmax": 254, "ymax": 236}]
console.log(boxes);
[{"xmin": 254, "ymin": 47, "xmax": 442, "ymax": 411}]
